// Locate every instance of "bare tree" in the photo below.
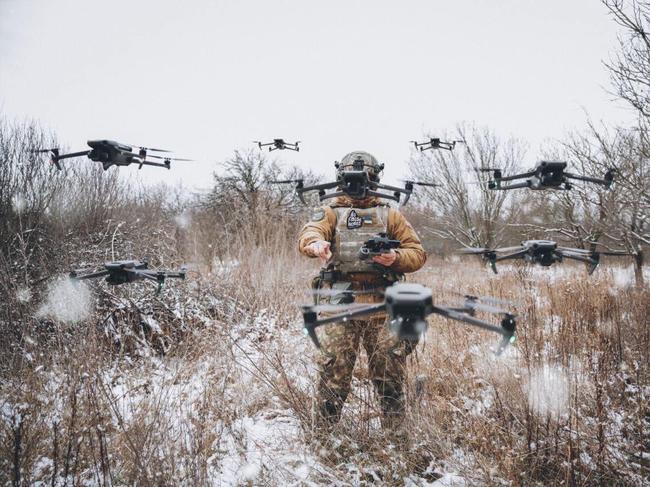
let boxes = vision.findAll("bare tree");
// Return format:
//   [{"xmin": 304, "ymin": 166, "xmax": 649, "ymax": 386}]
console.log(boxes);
[
  {"xmin": 603, "ymin": 0, "xmax": 650, "ymax": 120},
  {"xmin": 407, "ymin": 124, "xmax": 526, "ymax": 250},
  {"xmin": 569, "ymin": 124, "xmax": 648, "ymax": 284},
  {"xmin": 202, "ymin": 149, "xmax": 318, "ymax": 260}
]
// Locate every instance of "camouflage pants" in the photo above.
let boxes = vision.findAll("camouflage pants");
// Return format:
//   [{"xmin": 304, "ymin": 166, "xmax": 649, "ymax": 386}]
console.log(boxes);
[{"xmin": 315, "ymin": 316, "xmax": 413, "ymax": 429}]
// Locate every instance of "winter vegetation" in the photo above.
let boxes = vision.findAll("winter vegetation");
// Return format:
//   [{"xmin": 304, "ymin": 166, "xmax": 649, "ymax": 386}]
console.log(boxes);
[
  {"xmin": 1, "ymin": 1, "xmax": 649, "ymax": 485},
  {"xmin": 0, "ymin": 112, "xmax": 648, "ymax": 485}
]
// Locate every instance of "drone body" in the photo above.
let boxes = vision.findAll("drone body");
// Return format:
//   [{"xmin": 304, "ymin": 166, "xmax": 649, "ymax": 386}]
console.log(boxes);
[
  {"xmin": 70, "ymin": 260, "xmax": 186, "ymax": 293},
  {"xmin": 460, "ymin": 239, "xmax": 630, "ymax": 274},
  {"xmin": 33, "ymin": 140, "xmax": 191, "ymax": 171},
  {"xmin": 254, "ymin": 139, "xmax": 300, "ymax": 152},
  {"xmin": 481, "ymin": 160, "xmax": 614, "ymax": 191},
  {"xmin": 411, "ymin": 137, "xmax": 463, "ymax": 151}
]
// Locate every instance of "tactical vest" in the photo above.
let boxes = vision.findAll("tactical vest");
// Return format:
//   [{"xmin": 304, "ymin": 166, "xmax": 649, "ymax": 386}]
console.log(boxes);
[{"xmin": 329, "ymin": 205, "xmax": 390, "ymax": 274}]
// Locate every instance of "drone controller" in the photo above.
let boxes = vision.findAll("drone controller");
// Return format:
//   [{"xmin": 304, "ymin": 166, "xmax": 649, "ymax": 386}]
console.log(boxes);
[{"xmin": 359, "ymin": 233, "xmax": 401, "ymax": 260}]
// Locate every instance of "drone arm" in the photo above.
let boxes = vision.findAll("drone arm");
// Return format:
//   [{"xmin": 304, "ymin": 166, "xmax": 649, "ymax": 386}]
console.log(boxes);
[
  {"xmin": 138, "ymin": 160, "xmax": 170, "ymax": 169},
  {"xmin": 433, "ymin": 306, "xmax": 511, "ymax": 336},
  {"xmin": 372, "ymin": 183, "xmax": 413, "ymax": 204},
  {"xmin": 317, "ymin": 190, "xmax": 347, "ymax": 201},
  {"xmin": 297, "ymin": 181, "xmax": 340, "ymax": 193},
  {"xmin": 495, "ymin": 181, "xmax": 532, "ymax": 190},
  {"xmin": 558, "ymin": 251, "xmax": 597, "ymax": 264},
  {"xmin": 564, "ymin": 172, "xmax": 610, "ymax": 187},
  {"xmin": 303, "ymin": 303, "xmax": 387, "ymax": 348},
  {"xmin": 559, "ymin": 251, "xmax": 600, "ymax": 274},
  {"xmin": 70, "ymin": 269, "xmax": 110, "ymax": 280},
  {"xmin": 308, "ymin": 303, "xmax": 387, "ymax": 328},
  {"xmin": 365, "ymin": 190, "xmax": 401, "ymax": 202},
  {"xmin": 374, "ymin": 182, "xmax": 409, "ymax": 194},
  {"xmin": 494, "ymin": 250, "xmax": 528, "ymax": 262},
  {"xmin": 498, "ymin": 170, "xmax": 536, "ymax": 182},
  {"xmin": 57, "ymin": 150, "xmax": 91, "ymax": 161},
  {"xmin": 163, "ymin": 271, "xmax": 186, "ymax": 279}
]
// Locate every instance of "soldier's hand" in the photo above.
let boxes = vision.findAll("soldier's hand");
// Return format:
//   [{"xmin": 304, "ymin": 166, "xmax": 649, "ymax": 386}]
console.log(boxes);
[
  {"xmin": 373, "ymin": 249, "xmax": 397, "ymax": 267},
  {"xmin": 307, "ymin": 240, "xmax": 332, "ymax": 262}
]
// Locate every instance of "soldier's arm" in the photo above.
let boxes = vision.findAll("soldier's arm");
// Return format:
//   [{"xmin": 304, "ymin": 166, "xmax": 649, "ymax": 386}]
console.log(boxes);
[
  {"xmin": 387, "ymin": 209, "xmax": 427, "ymax": 273},
  {"xmin": 298, "ymin": 206, "xmax": 337, "ymax": 258}
]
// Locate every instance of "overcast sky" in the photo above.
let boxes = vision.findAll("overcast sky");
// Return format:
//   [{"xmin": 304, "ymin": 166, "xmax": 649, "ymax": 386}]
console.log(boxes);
[{"xmin": 0, "ymin": 0, "xmax": 635, "ymax": 189}]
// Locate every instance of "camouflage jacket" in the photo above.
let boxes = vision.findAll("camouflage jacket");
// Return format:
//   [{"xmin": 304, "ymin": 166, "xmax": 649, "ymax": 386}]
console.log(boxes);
[{"xmin": 298, "ymin": 196, "xmax": 426, "ymax": 275}]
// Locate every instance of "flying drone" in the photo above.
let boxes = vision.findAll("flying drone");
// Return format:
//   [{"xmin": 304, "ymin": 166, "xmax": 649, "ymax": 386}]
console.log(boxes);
[
  {"xmin": 70, "ymin": 260, "xmax": 187, "ymax": 293},
  {"xmin": 253, "ymin": 139, "xmax": 300, "ymax": 152},
  {"xmin": 459, "ymin": 240, "xmax": 630, "ymax": 274},
  {"xmin": 410, "ymin": 137, "xmax": 464, "ymax": 151},
  {"xmin": 479, "ymin": 161, "xmax": 614, "ymax": 191},
  {"xmin": 271, "ymin": 161, "xmax": 439, "ymax": 205},
  {"xmin": 302, "ymin": 282, "xmax": 517, "ymax": 355},
  {"xmin": 33, "ymin": 140, "xmax": 192, "ymax": 171}
]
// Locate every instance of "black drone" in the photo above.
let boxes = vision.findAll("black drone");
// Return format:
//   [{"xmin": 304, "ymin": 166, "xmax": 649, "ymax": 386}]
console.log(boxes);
[
  {"xmin": 479, "ymin": 161, "xmax": 614, "ymax": 191},
  {"xmin": 271, "ymin": 165, "xmax": 439, "ymax": 205},
  {"xmin": 253, "ymin": 139, "xmax": 300, "ymax": 152},
  {"xmin": 302, "ymin": 283, "xmax": 517, "ymax": 355},
  {"xmin": 411, "ymin": 137, "xmax": 464, "ymax": 151},
  {"xmin": 459, "ymin": 240, "xmax": 630, "ymax": 275},
  {"xmin": 33, "ymin": 140, "xmax": 192, "ymax": 171},
  {"xmin": 70, "ymin": 260, "xmax": 186, "ymax": 293}
]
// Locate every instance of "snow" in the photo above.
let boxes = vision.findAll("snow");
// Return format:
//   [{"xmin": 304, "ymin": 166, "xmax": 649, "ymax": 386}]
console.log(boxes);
[
  {"xmin": 36, "ymin": 276, "xmax": 92, "ymax": 323},
  {"xmin": 526, "ymin": 364, "xmax": 570, "ymax": 417}
]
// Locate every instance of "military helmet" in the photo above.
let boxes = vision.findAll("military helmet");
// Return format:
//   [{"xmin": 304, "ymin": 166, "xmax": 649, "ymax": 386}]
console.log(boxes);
[{"xmin": 336, "ymin": 151, "xmax": 384, "ymax": 182}]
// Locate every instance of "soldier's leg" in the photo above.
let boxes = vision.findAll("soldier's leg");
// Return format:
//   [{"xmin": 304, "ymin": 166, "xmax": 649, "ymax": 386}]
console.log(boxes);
[
  {"xmin": 362, "ymin": 317, "xmax": 413, "ymax": 428},
  {"xmin": 316, "ymin": 321, "xmax": 361, "ymax": 427}
]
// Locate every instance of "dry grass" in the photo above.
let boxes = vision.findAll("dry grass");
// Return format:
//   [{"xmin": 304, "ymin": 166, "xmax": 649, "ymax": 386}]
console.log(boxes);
[{"xmin": 1, "ymin": 223, "xmax": 648, "ymax": 485}]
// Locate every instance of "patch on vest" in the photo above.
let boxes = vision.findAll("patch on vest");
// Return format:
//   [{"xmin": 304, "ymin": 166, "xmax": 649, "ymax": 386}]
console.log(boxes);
[
  {"xmin": 346, "ymin": 210, "xmax": 363, "ymax": 229},
  {"xmin": 311, "ymin": 208, "xmax": 325, "ymax": 222}
]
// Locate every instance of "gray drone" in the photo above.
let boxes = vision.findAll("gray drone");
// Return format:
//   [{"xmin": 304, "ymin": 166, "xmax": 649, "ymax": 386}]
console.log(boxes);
[
  {"xmin": 459, "ymin": 240, "xmax": 630, "ymax": 274},
  {"xmin": 302, "ymin": 283, "xmax": 517, "ymax": 355},
  {"xmin": 33, "ymin": 139, "xmax": 192, "ymax": 171},
  {"xmin": 70, "ymin": 260, "xmax": 186, "ymax": 293}
]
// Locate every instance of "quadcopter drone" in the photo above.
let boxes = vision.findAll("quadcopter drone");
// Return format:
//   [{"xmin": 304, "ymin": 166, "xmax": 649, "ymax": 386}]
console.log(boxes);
[
  {"xmin": 459, "ymin": 240, "xmax": 630, "ymax": 274},
  {"xmin": 479, "ymin": 161, "xmax": 614, "ymax": 191},
  {"xmin": 411, "ymin": 137, "xmax": 464, "ymax": 151},
  {"xmin": 70, "ymin": 260, "xmax": 187, "ymax": 293},
  {"xmin": 33, "ymin": 140, "xmax": 192, "ymax": 171},
  {"xmin": 302, "ymin": 282, "xmax": 517, "ymax": 355},
  {"xmin": 271, "ymin": 160, "xmax": 439, "ymax": 205},
  {"xmin": 253, "ymin": 139, "xmax": 300, "ymax": 152}
]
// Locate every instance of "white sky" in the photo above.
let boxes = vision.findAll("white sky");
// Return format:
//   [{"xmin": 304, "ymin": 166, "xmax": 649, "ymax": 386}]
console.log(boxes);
[{"xmin": 0, "ymin": 0, "xmax": 635, "ymax": 190}]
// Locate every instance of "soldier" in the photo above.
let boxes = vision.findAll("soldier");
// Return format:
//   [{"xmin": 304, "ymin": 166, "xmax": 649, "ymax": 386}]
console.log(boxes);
[{"xmin": 298, "ymin": 151, "xmax": 427, "ymax": 434}]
